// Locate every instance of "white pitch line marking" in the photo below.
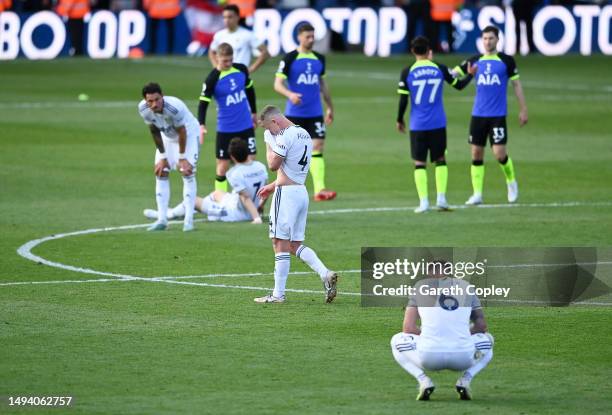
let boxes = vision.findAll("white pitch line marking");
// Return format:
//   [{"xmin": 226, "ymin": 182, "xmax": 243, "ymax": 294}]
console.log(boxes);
[{"xmin": 7, "ymin": 201, "xmax": 612, "ymax": 305}]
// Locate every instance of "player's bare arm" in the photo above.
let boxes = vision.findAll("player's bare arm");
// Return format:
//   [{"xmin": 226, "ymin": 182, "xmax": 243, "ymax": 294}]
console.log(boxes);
[
  {"xmin": 149, "ymin": 124, "xmax": 169, "ymax": 177},
  {"xmin": 176, "ymin": 125, "xmax": 192, "ymax": 176},
  {"xmin": 470, "ymin": 308, "xmax": 488, "ymax": 334},
  {"xmin": 249, "ymin": 44, "xmax": 270, "ymax": 74},
  {"xmin": 274, "ymin": 76, "xmax": 302, "ymax": 105},
  {"xmin": 320, "ymin": 77, "xmax": 334, "ymax": 125},
  {"xmin": 402, "ymin": 306, "xmax": 421, "ymax": 335},
  {"xmin": 512, "ymin": 79, "xmax": 529, "ymax": 127},
  {"xmin": 238, "ymin": 190, "xmax": 262, "ymax": 224}
]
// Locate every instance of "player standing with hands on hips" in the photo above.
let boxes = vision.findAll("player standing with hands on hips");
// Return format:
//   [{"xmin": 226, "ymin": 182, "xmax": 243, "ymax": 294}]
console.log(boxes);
[{"xmin": 254, "ymin": 106, "xmax": 338, "ymax": 304}]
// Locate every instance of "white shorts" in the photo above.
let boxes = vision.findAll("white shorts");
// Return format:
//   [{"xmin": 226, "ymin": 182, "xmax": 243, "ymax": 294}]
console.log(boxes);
[
  {"xmin": 269, "ymin": 184, "xmax": 308, "ymax": 241},
  {"xmin": 202, "ymin": 193, "xmax": 251, "ymax": 222},
  {"xmin": 154, "ymin": 127, "xmax": 200, "ymax": 172},
  {"xmin": 390, "ymin": 332, "xmax": 493, "ymax": 372}
]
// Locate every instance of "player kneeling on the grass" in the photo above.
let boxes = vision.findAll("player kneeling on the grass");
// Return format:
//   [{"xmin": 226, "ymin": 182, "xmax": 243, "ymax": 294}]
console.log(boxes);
[
  {"xmin": 254, "ymin": 105, "xmax": 338, "ymax": 304},
  {"xmin": 138, "ymin": 82, "xmax": 200, "ymax": 232},
  {"xmin": 390, "ymin": 262, "xmax": 494, "ymax": 401},
  {"xmin": 396, "ymin": 36, "xmax": 472, "ymax": 213},
  {"xmin": 144, "ymin": 138, "xmax": 267, "ymax": 224}
]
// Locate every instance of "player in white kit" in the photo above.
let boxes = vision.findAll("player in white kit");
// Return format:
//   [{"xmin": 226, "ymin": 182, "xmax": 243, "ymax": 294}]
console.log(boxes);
[
  {"xmin": 390, "ymin": 264, "xmax": 494, "ymax": 401},
  {"xmin": 143, "ymin": 138, "xmax": 267, "ymax": 224},
  {"xmin": 138, "ymin": 83, "xmax": 200, "ymax": 232},
  {"xmin": 208, "ymin": 5, "xmax": 269, "ymax": 74},
  {"xmin": 254, "ymin": 105, "xmax": 338, "ymax": 304}
]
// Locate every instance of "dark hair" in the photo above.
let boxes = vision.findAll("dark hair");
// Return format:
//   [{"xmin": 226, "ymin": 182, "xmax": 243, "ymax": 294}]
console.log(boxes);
[
  {"xmin": 142, "ymin": 82, "xmax": 162, "ymax": 98},
  {"xmin": 229, "ymin": 137, "xmax": 249, "ymax": 163},
  {"xmin": 297, "ymin": 23, "xmax": 315, "ymax": 35},
  {"xmin": 482, "ymin": 25, "xmax": 499, "ymax": 38},
  {"xmin": 223, "ymin": 4, "xmax": 240, "ymax": 16},
  {"xmin": 217, "ymin": 42, "xmax": 233, "ymax": 56},
  {"xmin": 410, "ymin": 36, "xmax": 430, "ymax": 55}
]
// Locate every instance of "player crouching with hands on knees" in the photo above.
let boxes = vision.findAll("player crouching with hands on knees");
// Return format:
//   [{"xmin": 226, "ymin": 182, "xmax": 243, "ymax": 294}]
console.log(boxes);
[{"xmin": 390, "ymin": 262, "xmax": 494, "ymax": 401}]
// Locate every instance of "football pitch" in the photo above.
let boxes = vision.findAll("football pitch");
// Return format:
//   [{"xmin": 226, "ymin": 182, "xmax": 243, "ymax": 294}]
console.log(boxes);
[{"xmin": 1, "ymin": 53, "xmax": 611, "ymax": 414}]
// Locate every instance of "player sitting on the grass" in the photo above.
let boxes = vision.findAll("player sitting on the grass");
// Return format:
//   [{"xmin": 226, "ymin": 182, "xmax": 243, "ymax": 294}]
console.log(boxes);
[
  {"xmin": 144, "ymin": 138, "xmax": 267, "ymax": 224},
  {"xmin": 390, "ymin": 262, "xmax": 494, "ymax": 401}
]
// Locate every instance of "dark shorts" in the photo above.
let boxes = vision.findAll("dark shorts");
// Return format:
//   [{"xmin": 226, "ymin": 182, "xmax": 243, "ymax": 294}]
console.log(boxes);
[
  {"xmin": 469, "ymin": 116, "xmax": 508, "ymax": 146},
  {"xmin": 410, "ymin": 128, "xmax": 447, "ymax": 162},
  {"xmin": 287, "ymin": 116, "xmax": 326, "ymax": 139},
  {"xmin": 216, "ymin": 128, "xmax": 256, "ymax": 160}
]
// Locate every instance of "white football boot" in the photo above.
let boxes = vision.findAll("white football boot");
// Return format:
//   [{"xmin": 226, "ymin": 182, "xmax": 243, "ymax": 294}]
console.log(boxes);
[
  {"xmin": 323, "ymin": 271, "xmax": 338, "ymax": 303},
  {"xmin": 465, "ymin": 193, "xmax": 483, "ymax": 206},
  {"xmin": 414, "ymin": 199, "xmax": 430, "ymax": 214},
  {"xmin": 455, "ymin": 374, "xmax": 473, "ymax": 400},
  {"xmin": 416, "ymin": 376, "xmax": 435, "ymax": 401},
  {"xmin": 254, "ymin": 294, "xmax": 286, "ymax": 304},
  {"xmin": 143, "ymin": 209, "xmax": 158, "ymax": 220},
  {"xmin": 507, "ymin": 180, "xmax": 518, "ymax": 203}
]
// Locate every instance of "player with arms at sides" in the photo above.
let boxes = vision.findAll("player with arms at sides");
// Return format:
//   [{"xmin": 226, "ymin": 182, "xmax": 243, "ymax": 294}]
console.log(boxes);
[
  {"xmin": 144, "ymin": 138, "xmax": 267, "ymax": 224},
  {"xmin": 453, "ymin": 25, "xmax": 528, "ymax": 205},
  {"xmin": 274, "ymin": 23, "xmax": 336, "ymax": 202},
  {"xmin": 208, "ymin": 4, "xmax": 270, "ymax": 74},
  {"xmin": 138, "ymin": 82, "xmax": 200, "ymax": 232},
  {"xmin": 390, "ymin": 262, "xmax": 494, "ymax": 401},
  {"xmin": 397, "ymin": 36, "xmax": 473, "ymax": 213},
  {"xmin": 254, "ymin": 106, "xmax": 338, "ymax": 304},
  {"xmin": 199, "ymin": 43, "xmax": 258, "ymax": 193}
]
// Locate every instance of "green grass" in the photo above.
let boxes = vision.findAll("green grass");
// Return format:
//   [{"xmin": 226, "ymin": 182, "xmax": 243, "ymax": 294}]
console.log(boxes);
[{"xmin": 1, "ymin": 54, "xmax": 612, "ymax": 414}]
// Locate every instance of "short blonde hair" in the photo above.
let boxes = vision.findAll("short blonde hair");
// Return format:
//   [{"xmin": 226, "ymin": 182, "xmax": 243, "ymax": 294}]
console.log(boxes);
[
  {"xmin": 259, "ymin": 105, "xmax": 282, "ymax": 122},
  {"xmin": 217, "ymin": 43, "xmax": 233, "ymax": 57}
]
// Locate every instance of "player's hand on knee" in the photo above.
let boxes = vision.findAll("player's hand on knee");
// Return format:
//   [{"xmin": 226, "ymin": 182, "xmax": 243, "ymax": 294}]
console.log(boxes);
[
  {"xmin": 251, "ymin": 216, "xmax": 263, "ymax": 225},
  {"xmin": 179, "ymin": 159, "xmax": 193, "ymax": 176},
  {"xmin": 154, "ymin": 159, "xmax": 170, "ymax": 177}
]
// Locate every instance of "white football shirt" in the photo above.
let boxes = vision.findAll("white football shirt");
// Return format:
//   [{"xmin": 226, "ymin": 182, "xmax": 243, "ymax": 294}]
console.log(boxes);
[
  {"xmin": 264, "ymin": 125, "xmax": 312, "ymax": 185},
  {"xmin": 138, "ymin": 96, "xmax": 199, "ymax": 141},
  {"xmin": 227, "ymin": 160, "xmax": 269, "ymax": 207},
  {"xmin": 210, "ymin": 27, "xmax": 263, "ymax": 67},
  {"xmin": 409, "ymin": 278, "xmax": 482, "ymax": 353}
]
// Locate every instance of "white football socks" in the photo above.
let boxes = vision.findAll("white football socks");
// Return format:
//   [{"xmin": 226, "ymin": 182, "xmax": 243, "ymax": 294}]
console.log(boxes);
[
  {"xmin": 155, "ymin": 177, "xmax": 170, "ymax": 223},
  {"xmin": 169, "ymin": 203, "xmax": 185, "ymax": 219},
  {"xmin": 296, "ymin": 245, "xmax": 329, "ymax": 281},
  {"xmin": 390, "ymin": 334, "xmax": 426, "ymax": 380},
  {"xmin": 272, "ymin": 253, "xmax": 290, "ymax": 298},
  {"xmin": 182, "ymin": 174, "xmax": 196, "ymax": 225},
  {"xmin": 465, "ymin": 349, "xmax": 493, "ymax": 379}
]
